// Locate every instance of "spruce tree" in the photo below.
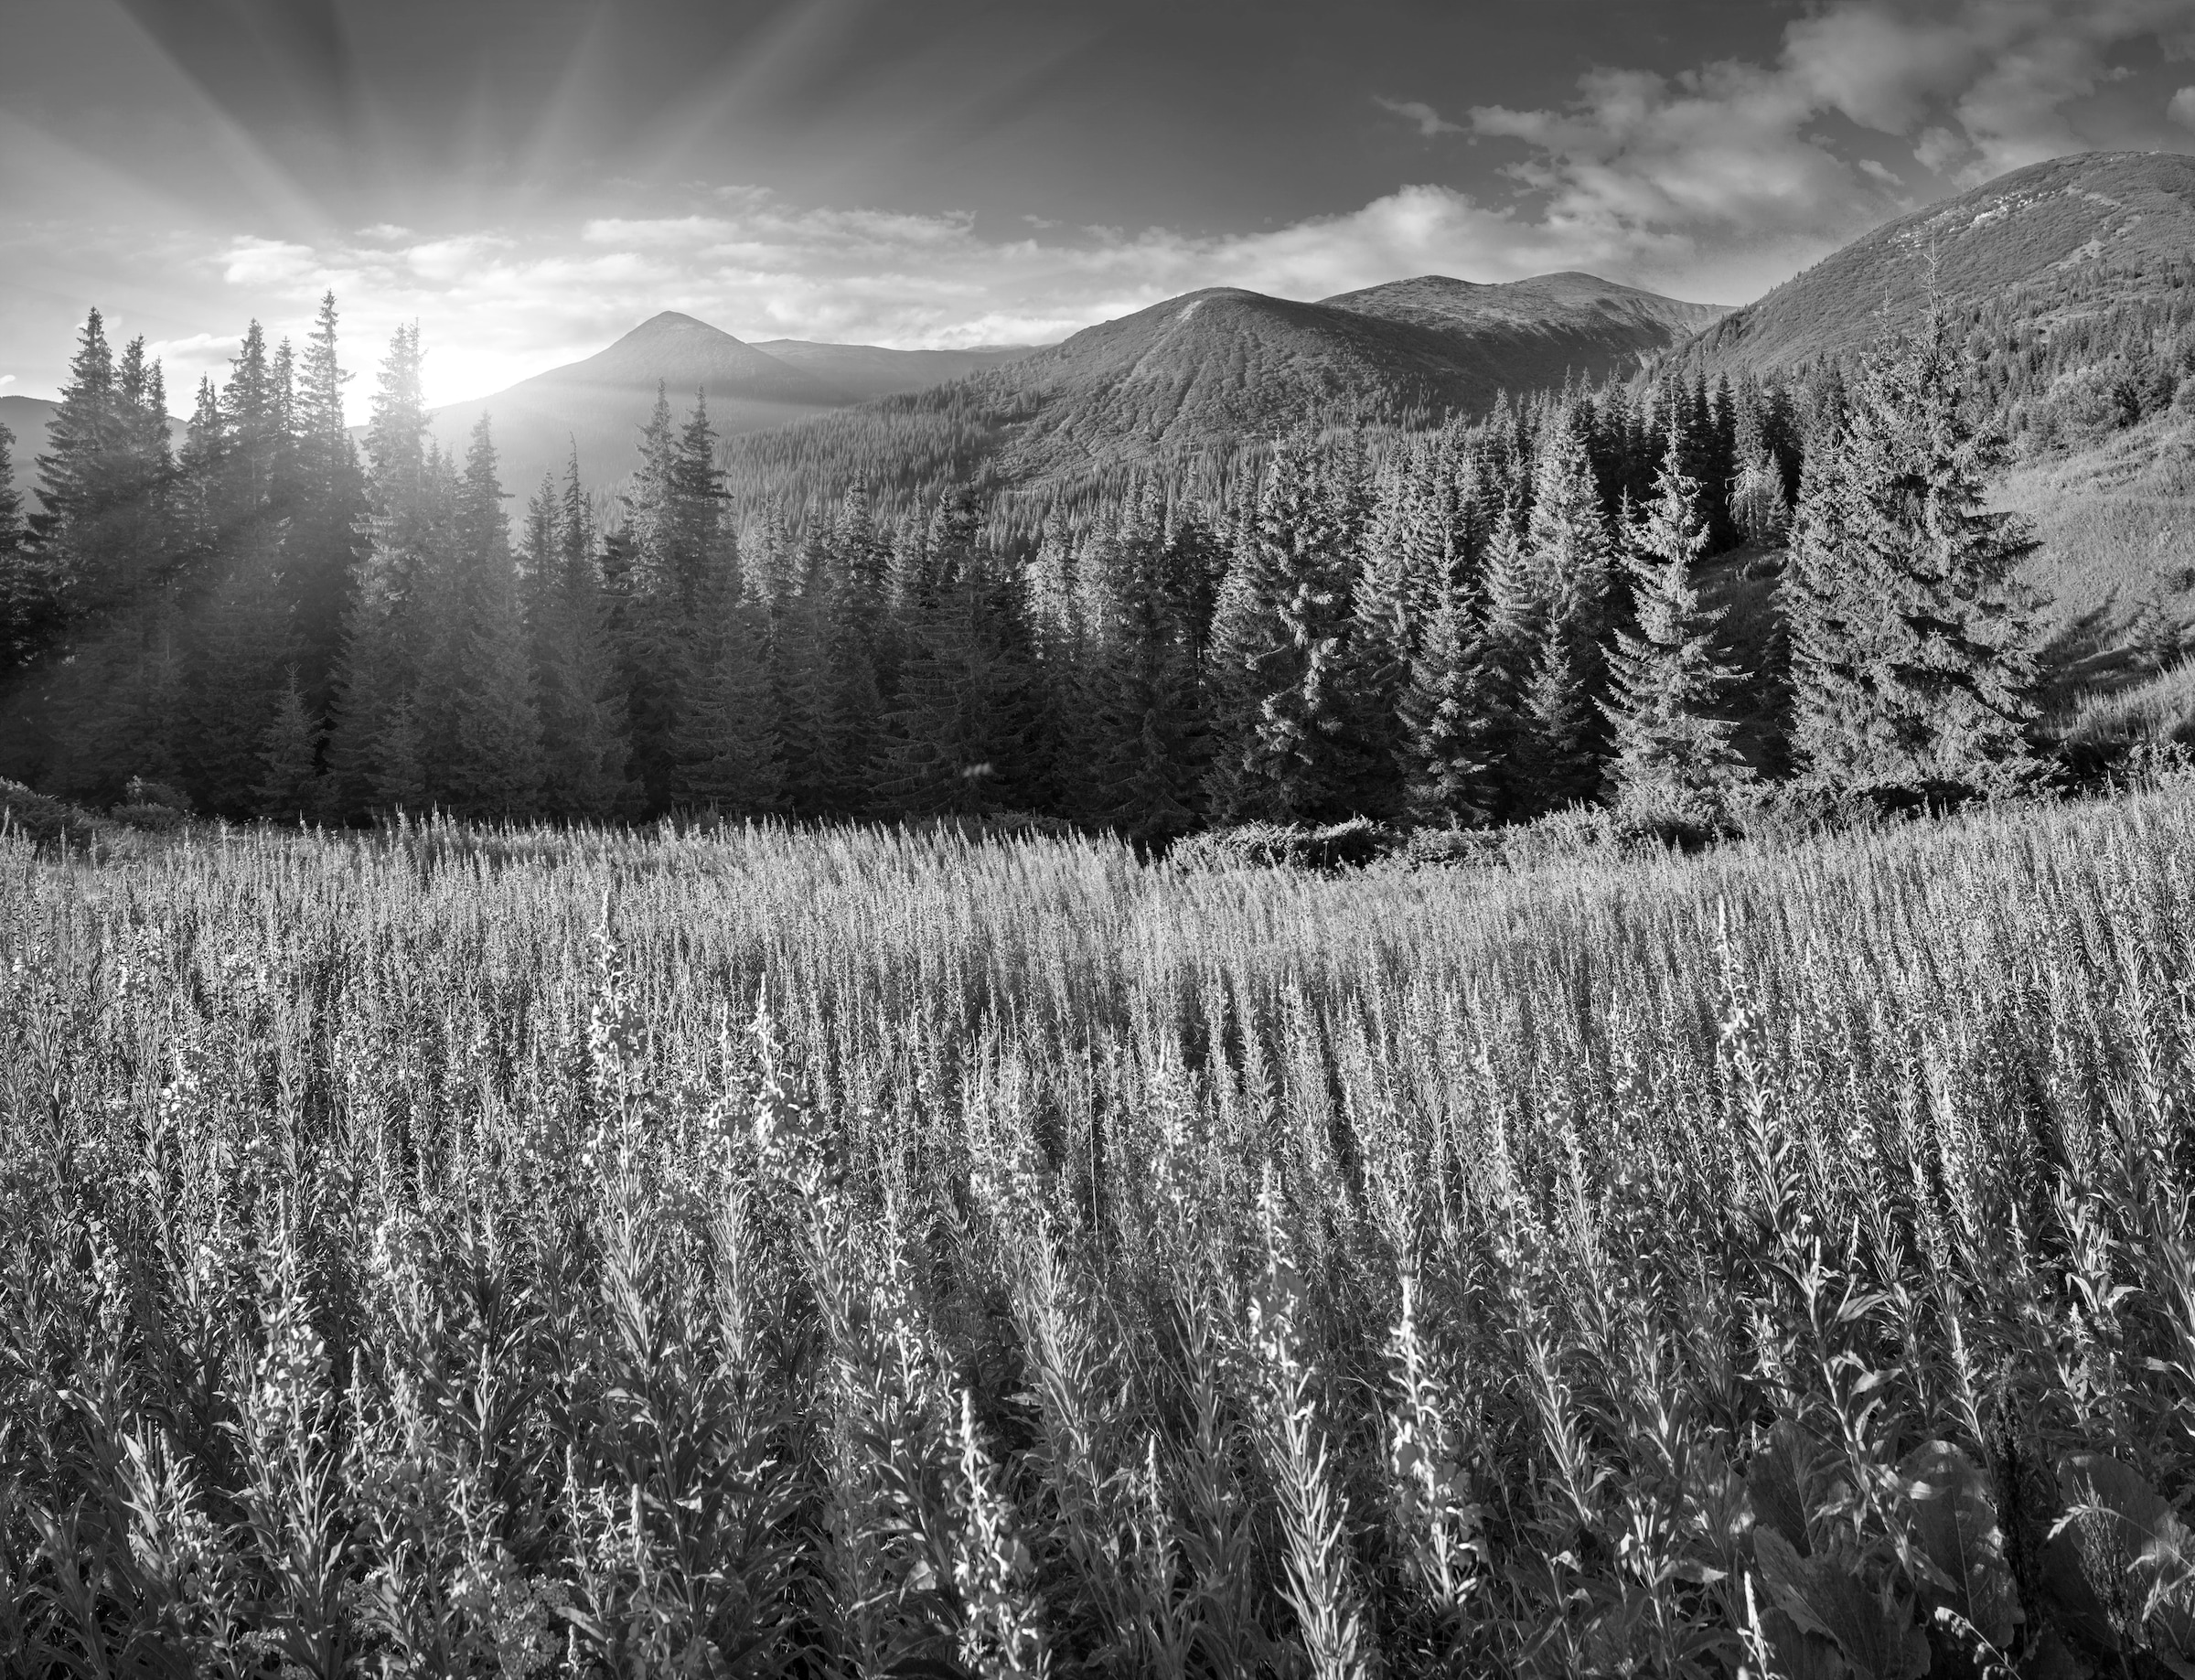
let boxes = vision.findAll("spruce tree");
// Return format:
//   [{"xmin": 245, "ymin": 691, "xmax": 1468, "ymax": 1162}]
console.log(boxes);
[
  {"xmin": 883, "ymin": 491, "xmax": 1039, "ymax": 818},
  {"xmin": 326, "ymin": 324, "xmax": 443, "ymax": 819},
  {"xmin": 0, "ymin": 422, "xmax": 33, "ymax": 667},
  {"xmin": 528, "ymin": 456, "xmax": 637, "ymax": 819},
  {"xmin": 1784, "ymin": 306, "xmax": 2040, "ymax": 799},
  {"xmin": 816, "ymin": 487, "xmax": 889, "ymax": 816},
  {"xmin": 668, "ymin": 508, "xmax": 782, "ymax": 814},
  {"xmin": 29, "ymin": 310, "xmax": 136, "ymax": 635},
  {"xmin": 1082, "ymin": 487, "xmax": 1205, "ymax": 839},
  {"xmin": 770, "ymin": 536, "xmax": 835, "ymax": 813},
  {"xmin": 256, "ymin": 672, "xmax": 321, "ymax": 820},
  {"xmin": 288, "ymin": 294, "xmax": 368, "ymax": 713},
  {"xmin": 1201, "ymin": 439, "xmax": 1361, "ymax": 824},
  {"xmin": 112, "ymin": 337, "xmax": 176, "ymax": 595},
  {"xmin": 1397, "ymin": 586, "xmax": 1503, "ymax": 828},
  {"xmin": 185, "ymin": 522, "xmax": 293, "ymax": 815},
  {"xmin": 1600, "ymin": 438, "xmax": 1751, "ymax": 820},
  {"xmin": 1510, "ymin": 409, "xmax": 1613, "ymax": 814},
  {"xmin": 442, "ymin": 415, "xmax": 543, "ymax": 819}
]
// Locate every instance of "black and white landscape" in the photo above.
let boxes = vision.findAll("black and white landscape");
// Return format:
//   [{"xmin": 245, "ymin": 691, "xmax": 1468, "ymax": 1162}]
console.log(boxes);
[{"xmin": 5, "ymin": 4, "xmax": 2195, "ymax": 1676}]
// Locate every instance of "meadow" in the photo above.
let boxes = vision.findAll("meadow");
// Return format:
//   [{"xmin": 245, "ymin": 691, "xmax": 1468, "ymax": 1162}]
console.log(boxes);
[{"xmin": 5, "ymin": 792, "xmax": 2195, "ymax": 1678}]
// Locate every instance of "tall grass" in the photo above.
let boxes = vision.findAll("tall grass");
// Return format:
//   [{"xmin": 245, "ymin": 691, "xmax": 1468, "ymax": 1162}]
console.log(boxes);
[{"xmin": 5, "ymin": 795, "xmax": 2195, "ymax": 1675}]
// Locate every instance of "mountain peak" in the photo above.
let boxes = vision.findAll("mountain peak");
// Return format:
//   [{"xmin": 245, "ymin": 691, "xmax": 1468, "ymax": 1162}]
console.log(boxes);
[{"xmin": 618, "ymin": 309, "xmax": 740, "ymax": 344}]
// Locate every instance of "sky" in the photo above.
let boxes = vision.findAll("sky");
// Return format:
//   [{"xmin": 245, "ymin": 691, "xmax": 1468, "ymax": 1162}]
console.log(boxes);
[{"xmin": 3, "ymin": 0, "xmax": 2194, "ymax": 419}]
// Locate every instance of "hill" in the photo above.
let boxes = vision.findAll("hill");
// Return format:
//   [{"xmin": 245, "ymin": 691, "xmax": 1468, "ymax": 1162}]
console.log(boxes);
[
  {"xmin": 720, "ymin": 272, "xmax": 1726, "ymax": 515},
  {"xmin": 747, "ymin": 339, "xmax": 1042, "ymax": 402},
  {"xmin": 1, "ymin": 394, "xmax": 189, "ymax": 510},
  {"xmin": 423, "ymin": 311, "xmax": 861, "ymax": 503},
  {"xmin": 1325, "ymin": 270, "xmax": 1725, "ymax": 370},
  {"xmin": 1683, "ymin": 150, "xmax": 2195, "ymax": 374}
]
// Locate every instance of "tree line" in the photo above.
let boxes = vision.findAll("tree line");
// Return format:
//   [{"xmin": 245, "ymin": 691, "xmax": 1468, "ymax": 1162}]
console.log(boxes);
[{"xmin": 0, "ymin": 294, "xmax": 2044, "ymax": 838}]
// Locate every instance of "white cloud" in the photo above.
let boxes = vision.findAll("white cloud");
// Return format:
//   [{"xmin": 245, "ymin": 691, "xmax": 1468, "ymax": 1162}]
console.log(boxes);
[
  {"xmin": 0, "ymin": 374, "xmax": 15, "ymax": 392},
  {"xmin": 1464, "ymin": 0, "xmax": 2194, "ymax": 278},
  {"xmin": 220, "ymin": 237, "xmax": 318, "ymax": 287},
  {"xmin": 144, "ymin": 332, "xmax": 241, "ymax": 394},
  {"xmin": 1375, "ymin": 96, "xmax": 1464, "ymax": 138},
  {"xmin": 2172, "ymin": 85, "xmax": 2195, "ymax": 128}
]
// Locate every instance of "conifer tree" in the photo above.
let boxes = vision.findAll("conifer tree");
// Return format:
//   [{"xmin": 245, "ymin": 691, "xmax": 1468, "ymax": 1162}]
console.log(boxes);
[
  {"xmin": 770, "ymin": 536, "xmax": 835, "ymax": 812},
  {"xmin": 1784, "ymin": 305, "xmax": 2041, "ymax": 799},
  {"xmin": 174, "ymin": 378, "xmax": 227, "ymax": 582},
  {"xmin": 1081, "ymin": 487, "xmax": 1205, "ymax": 839},
  {"xmin": 816, "ymin": 487, "xmax": 890, "ymax": 816},
  {"xmin": 185, "ymin": 522, "xmax": 293, "ymax": 815},
  {"xmin": 29, "ymin": 310, "xmax": 142, "ymax": 635},
  {"xmin": 326, "ymin": 324, "xmax": 442, "ymax": 818},
  {"xmin": 1600, "ymin": 437, "xmax": 1751, "ymax": 819},
  {"xmin": 527, "ymin": 456, "xmax": 637, "ymax": 819},
  {"xmin": 883, "ymin": 490, "xmax": 1039, "ymax": 817},
  {"xmin": 287, "ymin": 293, "xmax": 368, "ymax": 712},
  {"xmin": 1202, "ymin": 440, "xmax": 1362, "ymax": 824},
  {"xmin": 1510, "ymin": 409, "xmax": 1613, "ymax": 814},
  {"xmin": 610, "ymin": 387, "xmax": 698, "ymax": 807},
  {"xmin": 1397, "ymin": 585, "xmax": 1503, "ymax": 828},
  {"xmin": 0, "ymin": 423, "xmax": 33, "ymax": 667},
  {"xmin": 668, "ymin": 506, "xmax": 782, "ymax": 814},
  {"xmin": 111, "ymin": 336, "xmax": 176, "ymax": 593},
  {"xmin": 437, "ymin": 415, "xmax": 543, "ymax": 819},
  {"xmin": 256, "ymin": 672, "xmax": 321, "ymax": 820}
]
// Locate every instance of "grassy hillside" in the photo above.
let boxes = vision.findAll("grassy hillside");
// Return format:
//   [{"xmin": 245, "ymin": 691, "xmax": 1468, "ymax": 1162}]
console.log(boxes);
[
  {"xmin": 6, "ymin": 788, "xmax": 2195, "ymax": 1673},
  {"xmin": 1685, "ymin": 150, "xmax": 2195, "ymax": 374}
]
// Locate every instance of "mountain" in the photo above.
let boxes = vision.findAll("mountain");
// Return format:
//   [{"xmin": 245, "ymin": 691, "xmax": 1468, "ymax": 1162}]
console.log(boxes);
[
  {"xmin": 748, "ymin": 340, "xmax": 1042, "ymax": 402},
  {"xmin": 1683, "ymin": 150, "xmax": 2195, "ymax": 374},
  {"xmin": 0, "ymin": 393, "xmax": 190, "ymax": 509},
  {"xmin": 1324, "ymin": 271, "xmax": 1726, "ymax": 372},
  {"xmin": 721, "ymin": 272, "xmax": 1726, "ymax": 510},
  {"xmin": 424, "ymin": 311, "xmax": 859, "ymax": 503}
]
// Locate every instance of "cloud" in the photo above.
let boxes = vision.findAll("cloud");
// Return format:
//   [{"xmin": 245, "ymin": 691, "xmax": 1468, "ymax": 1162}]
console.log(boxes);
[
  {"xmin": 1375, "ymin": 96, "xmax": 1463, "ymax": 138},
  {"xmin": 2173, "ymin": 85, "xmax": 2195, "ymax": 128},
  {"xmin": 220, "ymin": 237, "xmax": 318, "ymax": 287},
  {"xmin": 0, "ymin": 374, "xmax": 15, "ymax": 392},
  {"xmin": 1465, "ymin": 0, "xmax": 2194, "ymax": 277}
]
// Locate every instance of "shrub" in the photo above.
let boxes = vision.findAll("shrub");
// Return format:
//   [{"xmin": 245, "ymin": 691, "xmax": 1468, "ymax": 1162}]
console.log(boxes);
[
  {"xmin": 0, "ymin": 777, "xmax": 108, "ymax": 856},
  {"xmin": 1170, "ymin": 817, "xmax": 1397, "ymax": 872}
]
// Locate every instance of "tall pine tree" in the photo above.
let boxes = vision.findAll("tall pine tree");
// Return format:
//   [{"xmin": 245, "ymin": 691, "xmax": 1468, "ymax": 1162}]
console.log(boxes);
[
  {"xmin": 1784, "ymin": 305, "xmax": 2040, "ymax": 800},
  {"xmin": 1600, "ymin": 433, "xmax": 1751, "ymax": 819}
]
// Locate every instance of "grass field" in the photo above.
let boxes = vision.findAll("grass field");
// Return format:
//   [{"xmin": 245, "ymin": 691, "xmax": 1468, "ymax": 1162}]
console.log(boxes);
[{"xmin": 5, "ymin": 796, "xmax": 2195, "ymax": 1676}]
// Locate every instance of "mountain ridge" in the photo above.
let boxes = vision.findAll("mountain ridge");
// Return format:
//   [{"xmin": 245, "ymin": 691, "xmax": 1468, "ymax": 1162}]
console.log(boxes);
[
  {"xmin": 1680, "ymin": 149, "xmax": 2195, "ymax": 373},
  {"xmin": 719, "ymin": 270, "xmax": 1727, "ymax": 509}
]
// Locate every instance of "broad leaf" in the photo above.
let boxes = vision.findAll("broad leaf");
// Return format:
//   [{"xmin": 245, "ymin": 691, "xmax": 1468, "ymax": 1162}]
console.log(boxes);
[
  {"xmin": 1900, "ymin": 1439, "xmax": 2018, "ymax": 1648},
  {"xmin": 1758, "ymin": 1527, "xmax": 1931, "ymax": 1680}
]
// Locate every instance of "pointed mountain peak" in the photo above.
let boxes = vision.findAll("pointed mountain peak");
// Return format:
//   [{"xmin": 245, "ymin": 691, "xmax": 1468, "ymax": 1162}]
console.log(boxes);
[{"xmin": 618, "ymin": 309, "xmax": 742, "ymax": 345}]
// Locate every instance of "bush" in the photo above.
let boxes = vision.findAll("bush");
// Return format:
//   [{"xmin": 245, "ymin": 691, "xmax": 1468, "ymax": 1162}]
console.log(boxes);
[
  {"xmin": 1170, "ymin": 817, "xmax": 1397, "ymax": 872},
  {"xmin": 122, "ymin": 776, "xmax": 192, "ymax": 814},
  {"xmin": 108, "ymin": 802, "xmax": 187, "ymax": 833},
  {"xmin": 0, "ymin": 777, "xmax": 109, "ymax": 856}
]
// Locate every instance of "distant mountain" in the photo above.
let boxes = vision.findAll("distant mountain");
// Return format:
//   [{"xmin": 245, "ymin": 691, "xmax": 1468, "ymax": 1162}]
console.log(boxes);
[
  {"xmin": 748, "ymin": 340, "xmax": 1042, "ymax": 403},
  {"xmin": 722, "ymin": 272, "xmax": 1726, "ymax": 508},
  {"xmin": 425, "ymin": 311, "xmax": 858, "ymax": 504},
  {"xmin": 1683, "ymin": 150, "xmax": 2195, "ymax": 374},
  {"xmin": 1324, "ymin": 271, "xmax": 1726, "ymax": 374}
]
